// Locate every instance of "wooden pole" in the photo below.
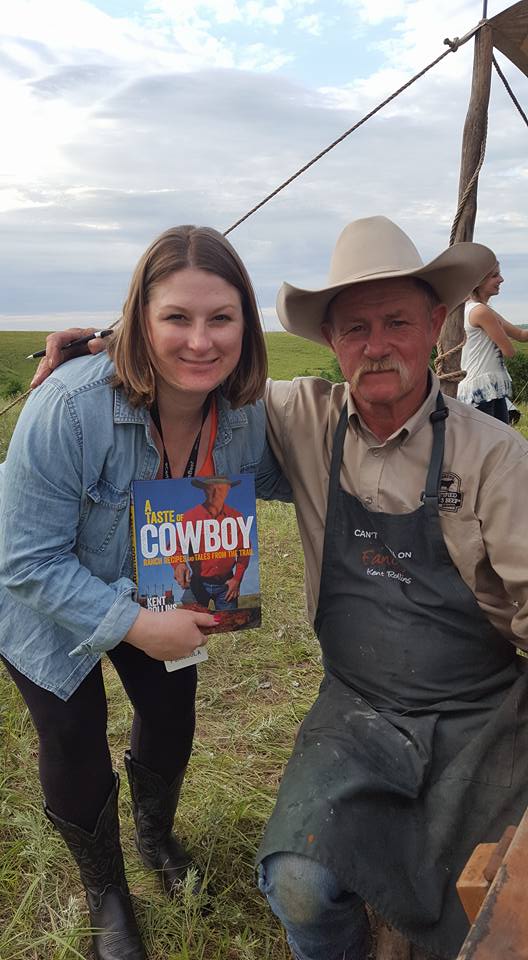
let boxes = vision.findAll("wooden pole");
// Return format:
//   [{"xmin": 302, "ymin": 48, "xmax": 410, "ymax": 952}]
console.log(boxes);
[{"xmin": 436, "ymin": 21, "xmax": 493, "ymax": 396}]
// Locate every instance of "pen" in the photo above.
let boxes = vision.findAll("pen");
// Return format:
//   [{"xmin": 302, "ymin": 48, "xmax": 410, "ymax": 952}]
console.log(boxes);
[{"xmin": 26, "ymin": 328, "xmax": 114, "ymax": 360}]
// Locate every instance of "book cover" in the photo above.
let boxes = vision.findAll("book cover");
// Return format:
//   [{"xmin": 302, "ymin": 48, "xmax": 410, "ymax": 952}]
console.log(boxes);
[{"xmin": 130, "ymin": 474, "xmax": 261, "ymax": 671}]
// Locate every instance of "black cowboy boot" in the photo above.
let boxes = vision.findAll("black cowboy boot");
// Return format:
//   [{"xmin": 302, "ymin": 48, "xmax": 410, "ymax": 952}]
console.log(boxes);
[
  {"xmin": 124, "ymin": 751, "xmax": 196, "ymax": 897},
  {"xmin": 44, "ymin": 774, "xmax": 147, "ymax": 960}
]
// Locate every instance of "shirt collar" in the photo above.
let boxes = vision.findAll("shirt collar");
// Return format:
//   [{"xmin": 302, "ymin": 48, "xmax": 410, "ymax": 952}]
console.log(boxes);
[
  {"xmin": 112, "ymin": 385, "xmax": 249, "ymax": 431},
  {"xmin": 346, "ymin": 370, "xmax": 441, "ymax": 446}
]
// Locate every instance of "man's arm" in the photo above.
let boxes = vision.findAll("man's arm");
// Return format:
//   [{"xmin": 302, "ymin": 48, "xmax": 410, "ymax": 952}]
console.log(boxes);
[
  {"xmin": 30, "ymin": 327, "xmax": 104, "ymax": 388},
  {"xmin": 255, "ymin": 379, "xmax": 294, "ymax": 503},
  {"xmin": 478, "ymin": 448, "xmax": 528, "ymax": 646}
]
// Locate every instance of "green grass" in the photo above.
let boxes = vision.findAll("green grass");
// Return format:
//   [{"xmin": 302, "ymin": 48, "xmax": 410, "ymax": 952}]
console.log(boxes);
[
  {"xmin": 264, "ymin": 332, "xmax": 333, "ymax": 380},
  {"xmin": 0, "ymin": 331, "xmax": 50, "ymax": 396}
]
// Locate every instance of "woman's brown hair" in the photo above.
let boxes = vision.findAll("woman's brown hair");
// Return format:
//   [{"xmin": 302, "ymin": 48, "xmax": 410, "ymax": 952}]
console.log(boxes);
[{"xmin": 107, "ymin": 226, "xmax": 267, "ymax": 408}]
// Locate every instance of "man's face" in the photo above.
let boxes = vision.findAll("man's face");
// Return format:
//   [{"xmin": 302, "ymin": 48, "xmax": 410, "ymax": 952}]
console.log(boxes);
[
  {"xmin": 323, "ymin": 278, "xmax": 446, "ymax": 417},
  {"xmin": 203, "ymin": 482, "xmax": 231, "ymax": 514}
]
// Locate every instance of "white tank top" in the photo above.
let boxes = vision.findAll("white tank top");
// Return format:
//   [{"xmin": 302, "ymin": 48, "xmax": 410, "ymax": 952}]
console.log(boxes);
[{"xmin": 457, "ymin": 300, "xmax": 512, "ymax": 405}]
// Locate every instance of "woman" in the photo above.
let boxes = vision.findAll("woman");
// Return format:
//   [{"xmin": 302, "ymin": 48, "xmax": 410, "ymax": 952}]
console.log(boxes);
[
  {"xmin": 0, "ymin": 226, "xmax": 273, "ymax": 960},
  {"xmin": 457, "ymin": 260, "xmax": 528, "ymax": 422}
]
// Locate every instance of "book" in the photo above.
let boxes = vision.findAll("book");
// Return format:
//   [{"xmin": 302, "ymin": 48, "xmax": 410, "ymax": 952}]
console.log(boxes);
[{"xmin": 130, "ymin": 474, "xmax": 261, "ymax": 671}]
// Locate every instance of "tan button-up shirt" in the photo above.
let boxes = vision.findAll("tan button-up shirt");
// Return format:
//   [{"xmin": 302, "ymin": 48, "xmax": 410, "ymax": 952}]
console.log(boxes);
[{"xmin": 264, "ymin": 373, "xmax": 528, "ymax": 648}]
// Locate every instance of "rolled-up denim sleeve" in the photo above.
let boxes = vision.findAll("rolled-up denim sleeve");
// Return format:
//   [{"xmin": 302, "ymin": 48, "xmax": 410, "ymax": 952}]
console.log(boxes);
[
  {"xmin": 69, "ymin": 579, "xmax": 140, "ymax": 656},
  {"xmin": 0, "ymin": 381, "xmax": 140, "ymax": 654}
]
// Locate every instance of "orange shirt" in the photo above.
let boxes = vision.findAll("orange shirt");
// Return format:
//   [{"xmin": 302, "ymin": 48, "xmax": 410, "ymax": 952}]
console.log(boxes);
[
  {"xmin": 180, "ymin": 500, "xmax": 250, "ymax": 583},
  {"xmin": 198, "ymin": 397, "xmax": 217, "ymax": 477}
]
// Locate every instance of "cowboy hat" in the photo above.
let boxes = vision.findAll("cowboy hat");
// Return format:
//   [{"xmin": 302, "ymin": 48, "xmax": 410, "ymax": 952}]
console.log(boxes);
[
  {"xmin": 276, "ymin": 216, "xmax": 495, "ymax": 346},
  {"xmin": 191, "ymin": 476, "xmax": 241, "ymax": 490}
]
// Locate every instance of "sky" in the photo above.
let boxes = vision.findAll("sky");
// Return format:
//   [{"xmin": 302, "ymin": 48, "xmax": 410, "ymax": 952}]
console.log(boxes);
[{"xmin": 1, "ymin": 0, "xmax": 527, "ymax": 338}]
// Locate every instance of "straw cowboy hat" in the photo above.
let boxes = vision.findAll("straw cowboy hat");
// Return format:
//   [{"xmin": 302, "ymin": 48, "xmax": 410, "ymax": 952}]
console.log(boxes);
[
  {"xmin": 191, "ymin": 476, "xmax": 241, "ymax": 490},
  {"xmin": 276, "ymin": 216, "xmax": 495, "ymax": 346}
]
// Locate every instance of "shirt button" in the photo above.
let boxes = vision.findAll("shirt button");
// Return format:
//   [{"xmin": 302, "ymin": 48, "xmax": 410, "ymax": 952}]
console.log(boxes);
[
  {"xmin": 371, "ymin": 449, "xmax": 380, "ymax": 457},
  {"xmin": 364, "ymin": 496, "xmax": 373, "ymax": 504}
]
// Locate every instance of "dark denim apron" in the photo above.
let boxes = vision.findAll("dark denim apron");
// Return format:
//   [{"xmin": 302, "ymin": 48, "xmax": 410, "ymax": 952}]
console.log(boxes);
[{"xmin": 257, "ymin": 394, "xmax": 528, "ymax": 958}]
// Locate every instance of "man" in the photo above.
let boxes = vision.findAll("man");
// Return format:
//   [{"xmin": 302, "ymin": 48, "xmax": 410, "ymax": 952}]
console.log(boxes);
[
  {"xmin": 256, "ymin": 217, "xmax": 528, "ymax": 960},
  {"xmin": 34, "ymin": 217, "xmax": 528, "ymax": 959},
  {"xmin": 173, "ymin": 476, "xmax": 249, "ymax": 610}
]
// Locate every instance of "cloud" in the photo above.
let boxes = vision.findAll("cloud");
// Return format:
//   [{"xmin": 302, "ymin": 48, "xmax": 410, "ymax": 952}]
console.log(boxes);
[{"xmin": 0, "ymin": 0, "xmax": 527, "ymax": 331}]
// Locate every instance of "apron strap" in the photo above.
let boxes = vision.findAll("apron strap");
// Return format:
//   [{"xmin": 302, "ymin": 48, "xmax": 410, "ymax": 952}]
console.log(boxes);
[
  {"xmin": 314, "ymin": 401, "xmax": 349, "ymax": 633},
  {"xmin": 424, "ymin": 392, "xmax": 448, "ymax": 504},
  {"xmin": 326, "ymin": 401, "xmax": 350, "ymax": 535}
]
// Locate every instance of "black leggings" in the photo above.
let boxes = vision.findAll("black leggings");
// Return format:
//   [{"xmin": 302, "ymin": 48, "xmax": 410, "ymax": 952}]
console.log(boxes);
[{"xmin": 1, "ymin": 644, "xmax": 197, "ymax": 832}]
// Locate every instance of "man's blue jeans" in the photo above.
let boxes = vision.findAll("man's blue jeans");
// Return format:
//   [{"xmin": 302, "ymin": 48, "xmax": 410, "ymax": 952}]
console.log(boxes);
[
  {"xmin": 258, "ymin": 852, "xmax": 370, "ymax": 960},
  {"xmin": 182, "ymin": 582, "xmax": 237, "ymax": 610}
]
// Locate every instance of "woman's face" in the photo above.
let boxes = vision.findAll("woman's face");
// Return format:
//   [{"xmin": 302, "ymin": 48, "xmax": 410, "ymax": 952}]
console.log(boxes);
[
  {"xmin": 478, "ymin": 264, "xmax": 503, "ymax": 300},
  {"xmin": 145, "ymin": 267, "xmax": 245, "ymax": 398}
]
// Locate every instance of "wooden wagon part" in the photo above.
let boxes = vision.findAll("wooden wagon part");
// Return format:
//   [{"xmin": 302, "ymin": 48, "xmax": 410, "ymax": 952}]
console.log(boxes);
[
  {"xmin": 455, "ymin": 805, "xmax": 528, "ymax": 958},
  {"xmin": 436, "ymin": 0, "xmax": 528, "ymax": 395}
]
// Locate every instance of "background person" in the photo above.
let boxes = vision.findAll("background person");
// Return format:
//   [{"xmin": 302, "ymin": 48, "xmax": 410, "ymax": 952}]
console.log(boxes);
[
  {"xmin": 0, "ymin": 225, "xmax": 270, "ymax": 960},
  {"xmin": 457, "ymin": 260, "xmax": 528, "ymax": 422}
]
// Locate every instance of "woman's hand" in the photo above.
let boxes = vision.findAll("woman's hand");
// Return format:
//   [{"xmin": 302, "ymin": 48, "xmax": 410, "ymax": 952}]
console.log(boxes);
[
  {"xmin": 124, "ymin": 606, "xmax": 217, "ymax": 661},
  {"xmin": 30, "ymin": 327, "xmax": 103, "ymax": 388}
]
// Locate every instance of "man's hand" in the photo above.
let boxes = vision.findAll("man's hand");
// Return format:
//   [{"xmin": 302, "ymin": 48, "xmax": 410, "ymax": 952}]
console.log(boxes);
[
  {"xmin": 30, "ymin": 327, "xmax": 103, "ymax": 388},
  {"xmin": 125, "ymin": 607, "xmax": 217, "ymax": 660},
  {"xmin": 174, "ymin": 563, "xmax": 191, "ymax": 589},
  {"xmin": 224, "ymin": 577, "xmax": 241, "ymax": 602}
]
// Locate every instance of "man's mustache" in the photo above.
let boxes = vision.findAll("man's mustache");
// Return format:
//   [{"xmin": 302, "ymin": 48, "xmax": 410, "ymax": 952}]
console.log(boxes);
[{"xmin": 350, "ymin": 358, "xmax": 410, "ymax": 391}]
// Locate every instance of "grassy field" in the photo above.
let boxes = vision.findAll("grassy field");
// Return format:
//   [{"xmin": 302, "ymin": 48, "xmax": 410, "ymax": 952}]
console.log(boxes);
[
  {"xmin": 1, "ymin": 332, "xmax": 527, "ymax": 959},
  {"xmin": 0, "ymin": 331, "xmax": 335, "ymax": 400}
]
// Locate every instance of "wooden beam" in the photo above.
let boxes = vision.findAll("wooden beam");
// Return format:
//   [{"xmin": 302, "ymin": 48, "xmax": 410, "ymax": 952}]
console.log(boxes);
[
  {"xmin": 436, "ymin": 23, "xmax": 493, "ymax": 396},
  {"xmin": 456, "ymin": 807, "xmax": 528, "ymax": 959}
]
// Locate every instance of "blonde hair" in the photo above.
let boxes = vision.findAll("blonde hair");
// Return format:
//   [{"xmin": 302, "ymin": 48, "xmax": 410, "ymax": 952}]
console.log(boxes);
[
  {"xmin": 470, "ymin": 259, "xmax": 499, "ymax": 302},
  {"xmin": 106, "ymin": 226, "xmax": 267, "ymax": 408}
]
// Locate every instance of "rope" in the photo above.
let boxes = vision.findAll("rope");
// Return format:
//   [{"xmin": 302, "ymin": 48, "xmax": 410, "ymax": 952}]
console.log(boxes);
[
  {"xmin": 513, "ymin": 379, "xmax": 528, "ymax": 407},
  {"xmin": 0, "ymin": 389, "xmax": 31, "ymax": 417},
  {"xmin": 437, "ymin": 369, "xmax": 466, "ymax": 383},
  {"xmin": 436, "ymin": 340, "xmax": 465, "ymax": 362},
  {"xmin": 223, "ymin": 38, "xmax": 473, "ymax": 237},
  {"xmin": 492, "ymin": 55, "xmax": 528, "ymax": 128},
  {"xmin": 449, "ymin": 117, "xmax": 488, "ymax": 246},
  {"xmin": 434, "ymin": 339, "xmax": 466, "ymax": 383}
]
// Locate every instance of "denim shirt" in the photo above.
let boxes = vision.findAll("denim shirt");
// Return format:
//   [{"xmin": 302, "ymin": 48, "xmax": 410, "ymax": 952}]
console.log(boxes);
[{"xmin": 0, "ymin": 354, "xmax": 286, "ymax": 700}]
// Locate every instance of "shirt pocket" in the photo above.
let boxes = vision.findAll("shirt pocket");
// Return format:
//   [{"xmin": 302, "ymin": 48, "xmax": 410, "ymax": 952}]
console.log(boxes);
[{"xmin": 77, "ymin": 479, "xmax": 130, "ymax": 555}]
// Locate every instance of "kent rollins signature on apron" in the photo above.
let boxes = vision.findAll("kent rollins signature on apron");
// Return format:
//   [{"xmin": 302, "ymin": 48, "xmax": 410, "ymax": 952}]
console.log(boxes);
[{"xmin": 257, "ymin": 393, "xmax": 528, "ymax": 959}]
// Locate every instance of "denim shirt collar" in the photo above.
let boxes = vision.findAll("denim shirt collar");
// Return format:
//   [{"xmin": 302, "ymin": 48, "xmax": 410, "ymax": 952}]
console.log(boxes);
[{"xmin": 112, "ymin": 386, "xmax": 249, "ymax": 452}]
